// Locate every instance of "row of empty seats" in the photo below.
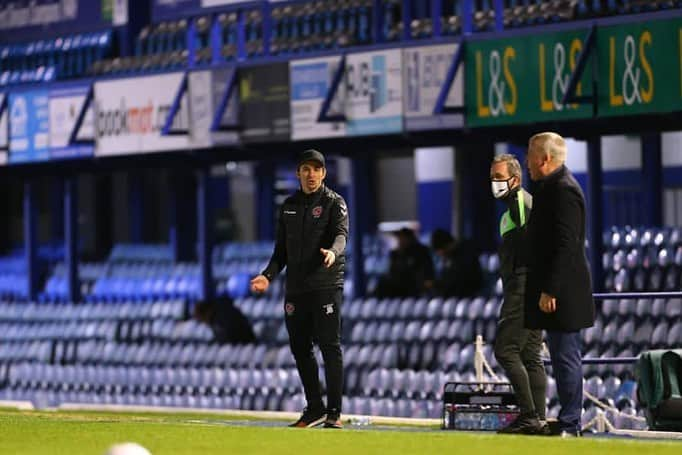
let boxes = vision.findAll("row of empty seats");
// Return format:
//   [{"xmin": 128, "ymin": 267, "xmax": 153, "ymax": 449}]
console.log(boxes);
[
  {"xmin": 605, "ymin": 226, "xmax": 682, "ymax": 250},
  {"xmin": 0, "ymin": 300, "xmax": 186, "ymax": 322},
  {"xmin": 605, "ymin": 246, "xmax": 682, "ymax": 271},
  {"xmin": 0, "ymin": 297, "xmax": 676, "ymax": 354},
  {"xmin": 11, "ymin": 234, "xmax": 493, "ymax": 301},
  {"xmin": 599, "ymin": 298, "xmax": 681, "ymax": 320},
  {"xmin": 0, "ymin": 359, "xmax": 646, "ymax": 426},
  {"xmin": 605, "ymin": 265, "xmax": 682, "ymax": 293},
  {"xmin": 3, "ymin": 1, "xmax": 678, "ymax": 83},
  {"xmin": 0, "ymin": 321, "xmax": 118, "ymax": 342},
  {"xmin": 83, "ymin": 0, "xmax": 681, "ymax": 76},
  {"xmin": 603, "ymin": 228, "xmax": 682, "ymax": 291},
  {"xmin": 0, "ymin": 31, "xmax": 113, "ymax": 87},
  {"xmin": 583, "ymin": 319, "xmax": 681, "ymax": 350},
  {"xmin": 0, "ymin": 232, "xmax": 677, "ymax": 421},
  {"xmin": 0, "ymin": 361, "xmax": 641, "ymax": 406}
]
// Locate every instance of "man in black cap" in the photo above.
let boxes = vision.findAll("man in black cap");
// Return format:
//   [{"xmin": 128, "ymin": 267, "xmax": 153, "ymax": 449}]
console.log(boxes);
[{"xmin": 251, "ymin": 149, "xmax": 349, "ymax": 429}]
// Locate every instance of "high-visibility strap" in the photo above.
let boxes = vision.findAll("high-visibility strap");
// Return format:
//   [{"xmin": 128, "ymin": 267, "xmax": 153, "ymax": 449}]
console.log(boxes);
[
  {"xmin": 499, "ymin": 191, "xmax": 526, "ymax": 237},
  {"xmin": 518, "ymin": 190, "xmax": 526, "ymax": 227}
]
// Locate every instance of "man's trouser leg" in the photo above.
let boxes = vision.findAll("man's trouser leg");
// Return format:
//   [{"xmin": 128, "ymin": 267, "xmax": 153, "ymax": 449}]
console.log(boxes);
[
  {"xmin": 494, "ymin": 292, "xmax": 546, "ymax": 417},
  {"xmin": 311, "ymin": 288, "xmax": 344, "ymax": 413},
  {"xmin": 546, "ymin": 330, "xmax": 583, "ymax": 433},
  {"xmin": 285, "ymin": 294, "xmax": 324, "ymax": 411},
  {"xmin": 521, "ymin": 328, "xmax": 547, "ymax": 420}
]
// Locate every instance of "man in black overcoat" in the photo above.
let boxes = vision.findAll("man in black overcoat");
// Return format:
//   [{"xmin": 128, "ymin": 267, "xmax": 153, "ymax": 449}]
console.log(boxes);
[{"xmin": 525, "ymin": 132, "xmax": 596, "ymax": 437}]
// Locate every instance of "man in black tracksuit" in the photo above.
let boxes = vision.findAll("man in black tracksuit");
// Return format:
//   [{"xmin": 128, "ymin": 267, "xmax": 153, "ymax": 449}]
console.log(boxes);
[
  {"xmin": 251, "ymin": 149, "xmax": 348, "ymax": 429},
  {"xmin": 490, "ymin": 154, "xmax": 548, "ymax": 435}
]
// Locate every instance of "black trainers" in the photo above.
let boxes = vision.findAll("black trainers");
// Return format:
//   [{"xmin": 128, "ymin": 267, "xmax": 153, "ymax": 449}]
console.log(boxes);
[
  {"xmin": 497, "ymin": 413, "xmax": 545, "ymax": 435},
  {"xmin": 323, "ymin": 409, "xmax": 342, "ymax": 429},
  {"xmin": 289, "ymin": 407, "xmax": 326, "ymax": 428},
  {"xmin": 536, "ymin": 421, "xmax": 552, "ymax": 436}
]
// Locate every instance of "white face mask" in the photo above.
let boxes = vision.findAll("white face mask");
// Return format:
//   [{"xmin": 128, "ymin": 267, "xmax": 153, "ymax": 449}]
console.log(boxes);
[{"xmin": 491, "ymin": 179, "xmax": 511, "ymax": 199}]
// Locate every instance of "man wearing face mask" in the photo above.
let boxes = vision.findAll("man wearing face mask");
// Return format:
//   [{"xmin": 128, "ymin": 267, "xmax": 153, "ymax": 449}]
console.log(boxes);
[
  {"xmin": 250, "ymin": 149, "xmax": 348, "ymax": 429},
  {"xmin": 490, "ymin": 154, "xmax": 549, "ymax": 435}
]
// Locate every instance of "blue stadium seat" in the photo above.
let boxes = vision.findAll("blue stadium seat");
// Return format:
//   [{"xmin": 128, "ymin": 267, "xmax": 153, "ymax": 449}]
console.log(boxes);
[
  {"xmin": 376, "ymin": 321, "xmax": 391, "ymax": 343},
  {"xmin": 585, "ymin": 376, "xmax": 606, "ymax": 398},
  {"xmin": 617, "ymin": 299, "xmax": 636, "ymax": 318},
  {"xmin": 582, "ymin": 320, "xmax": 602, "ymax": 349},
  {"xmin": 373, "ymin": 300, "xmax": 388, "ymax": 319},
  {"xmin": 411, "ymin": 298, "xmax": 429, "ymax": 319},
  {"xmin": 398, "ymin": 298, "xmax": 413, "ymax": 320},
  {"xmin": 425, "ymin": 298, "xmax": 441, "ymax": 320},
  {"xmin": 633, "ymin": 321, "xmax": 654, "ymax": 349},
  {"xmin": 667, "ymin": 321, "xmax": 682, "ymax": 346},
  {"xmin": 665, "ymin": 298, "xmax": 682, "ymax": 318},
  {"xmin": 418, "ymin": 321, "xmax": 434, "ymax": 342},
  {"xmin": 649, "ymin": 321, "xmax": 668, "ymax": 348},
  {"xmin": 432, "ymin": 320, "xmax": 449, "ymax": 342},
  {"xmin": 616, "ymin": 320, "xmax": 635, "ymax": 348},
  {"xmin": 600, "ymin": 321, "xmax": 618, "ymax": 347},
  {"xmin": 458, "ymin": 345, "xmax": 475, "ymax": 373}
]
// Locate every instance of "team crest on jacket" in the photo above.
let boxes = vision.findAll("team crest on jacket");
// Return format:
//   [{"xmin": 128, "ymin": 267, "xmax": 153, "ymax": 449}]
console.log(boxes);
[{"xmin": 312, "ymin": 206, "xmax": 323, "ymax": 218}]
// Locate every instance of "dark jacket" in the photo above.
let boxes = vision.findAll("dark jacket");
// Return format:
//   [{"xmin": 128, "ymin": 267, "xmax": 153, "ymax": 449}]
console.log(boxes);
[
  {"xmin": 435, "ymin": 239, "xmax": 483, "ymax": 298},
  {"xmin": 208, "ymin": 298, "xmax": 256, "ymax": 344},
  {"xmin": 525, "ymin": 165, "xmax": 595, "ymax": 331},
  {"xmin": 262, "ymin": 185, "xmax": 349, "ymax": 295},
  {"xmin": 383, "ymin": 241, "xmax": 435, "ymax": 297},
  {"xmin": 499, "ymin": 187, "xmax": 532, "ymax": 296}
]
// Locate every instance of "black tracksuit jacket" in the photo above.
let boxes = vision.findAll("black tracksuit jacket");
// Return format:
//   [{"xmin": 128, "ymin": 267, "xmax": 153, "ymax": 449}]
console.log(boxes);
[{"xmin": 262, "ymin": 185, "xmax": 349, "ymax": 295}]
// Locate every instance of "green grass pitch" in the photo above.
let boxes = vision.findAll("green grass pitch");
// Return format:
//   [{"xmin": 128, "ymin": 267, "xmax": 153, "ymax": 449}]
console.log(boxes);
[{"xmin": 1, "ymin": 408, "xmax": 680, "ymax": 455}]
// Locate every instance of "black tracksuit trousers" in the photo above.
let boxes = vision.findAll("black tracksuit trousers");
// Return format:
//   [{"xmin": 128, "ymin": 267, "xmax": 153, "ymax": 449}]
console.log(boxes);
[{"xmin": 285, "ymin": 288, "xmax": 344, "ymax": 412}]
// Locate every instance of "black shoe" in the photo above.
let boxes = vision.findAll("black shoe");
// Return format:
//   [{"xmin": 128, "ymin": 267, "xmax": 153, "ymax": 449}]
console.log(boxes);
[
  {"xmin": 497, "ymin": 413, "xmax": 544, "ymax": 435},
  {"xmin": 323, "ymin": 409, "xmax": 342, "ymax": 429},
  {"xmin": 289, "ymin": 407, "xmax": 326, "ymax": 428},
  {"xmin": 536, "ymin": 422, "xmax": 552, "ymax": 436}
]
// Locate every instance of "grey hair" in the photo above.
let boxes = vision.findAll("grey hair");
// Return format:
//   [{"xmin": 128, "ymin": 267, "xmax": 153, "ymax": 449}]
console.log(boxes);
[
  {"xmin": 492, "ymin": 153, "xmax": 523, "ymax": 184},
  {"xmin": 529, "ymin": 132, "xmax": 567, "ymax": 164}
]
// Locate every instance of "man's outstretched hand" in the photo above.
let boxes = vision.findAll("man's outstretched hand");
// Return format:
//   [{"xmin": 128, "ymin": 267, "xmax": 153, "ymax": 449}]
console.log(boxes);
[
  {"xmin": 320, "ymin": 248, "xmax": 336, "ymax": 268},
  {"xmin": 250, "ymin": 275, "xmax": 270, "ymax": 293}
]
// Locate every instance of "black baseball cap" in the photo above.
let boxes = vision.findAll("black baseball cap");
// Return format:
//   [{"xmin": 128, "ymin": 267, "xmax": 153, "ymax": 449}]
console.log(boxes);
[{"xmin": 297, "ymin": 149, "xmax": 326, "ymax": 168}]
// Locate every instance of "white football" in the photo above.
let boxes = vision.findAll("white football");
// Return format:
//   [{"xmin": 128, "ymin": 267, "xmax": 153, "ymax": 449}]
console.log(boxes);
[{"xmin": 105, "ymin": 442, "xmax": 152, "ymax": 455}]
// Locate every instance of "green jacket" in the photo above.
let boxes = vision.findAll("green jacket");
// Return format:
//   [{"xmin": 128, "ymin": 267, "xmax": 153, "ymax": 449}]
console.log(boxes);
[{"xmin": 498, "ymin": 188, "xmax": 532, "ymax": 295}]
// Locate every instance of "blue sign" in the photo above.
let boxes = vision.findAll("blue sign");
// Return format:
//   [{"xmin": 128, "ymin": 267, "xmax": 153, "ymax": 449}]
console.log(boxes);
[
  {"xmin": 290, "ymin": 56, "xmax": 346, "ymax": 140},
  {"xmin": 9, "ymin": 90, "xmax": 49, "ymax": 163},
  {"xmin": 345, "ymin": 50, "xmax": 403, "ymax": 136},
  {"xmin": 291, "ymin": 62, "xmax": 328, "ymax": 101}
]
